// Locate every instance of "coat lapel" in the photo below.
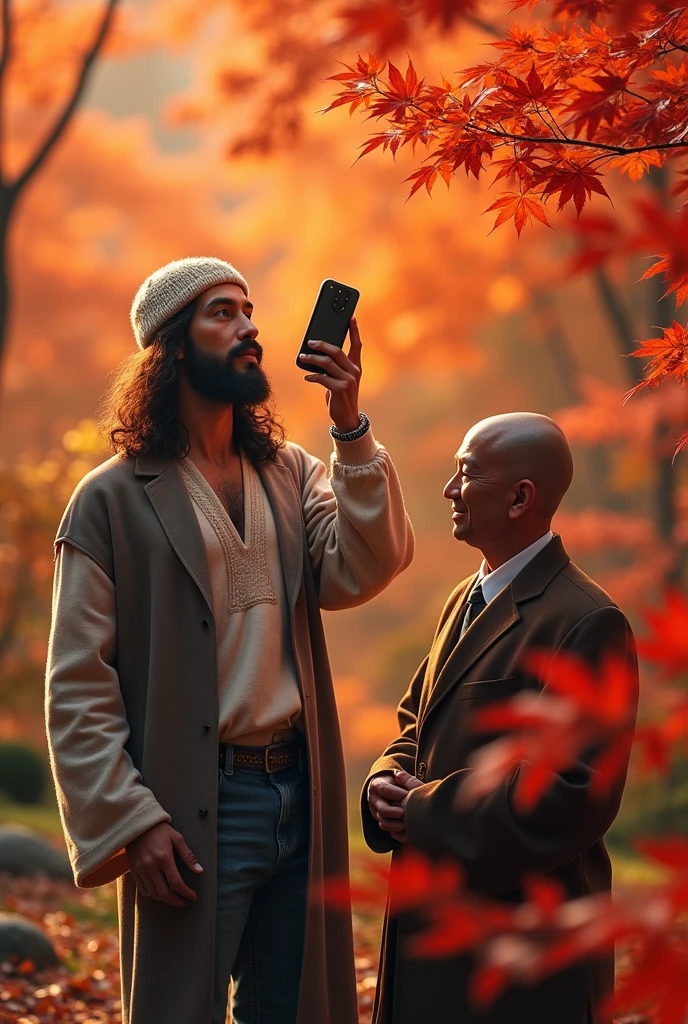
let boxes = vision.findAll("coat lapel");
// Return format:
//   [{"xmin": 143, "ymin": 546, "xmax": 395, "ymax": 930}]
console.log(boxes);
[
  {"xmin": 256, "ymin": 456, "xmax": 304, "ymax": 612},
  {"xmin": 421, "ymin": 536, "xmax": 571, "ymax": 726},
  {"xmin": 424, "ymin": 575, "xmax": 477, "ymax": 691},
  {"xmin": 423, "ymin": 586, "xmax": 521, "ymax": 726},
  {"xmin": 136, "ymin": 456, "xmax": 213, "ymax": 613}
]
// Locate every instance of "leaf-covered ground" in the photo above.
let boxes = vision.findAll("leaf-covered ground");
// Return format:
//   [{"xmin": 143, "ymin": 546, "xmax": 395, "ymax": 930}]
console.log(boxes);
[
  {"xmin": 0, "ymin": 871, "xmax": 649, "ymax": 1024},
  {"xmin": 0, "ymin": 874, "xmax": 381, "ymax": 1023}
]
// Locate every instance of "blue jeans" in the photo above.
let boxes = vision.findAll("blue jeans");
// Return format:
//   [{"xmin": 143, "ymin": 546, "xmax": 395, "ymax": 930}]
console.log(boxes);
[{"xmin": 212, "ymin": 754, "xmax": 310, "ymax": 1024}]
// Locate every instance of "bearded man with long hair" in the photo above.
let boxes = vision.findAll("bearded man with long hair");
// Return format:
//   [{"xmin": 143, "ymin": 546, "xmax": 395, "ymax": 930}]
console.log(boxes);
[{"xmin": 45, "ymin": 257, "xmax": 414, "ymax": 1024}]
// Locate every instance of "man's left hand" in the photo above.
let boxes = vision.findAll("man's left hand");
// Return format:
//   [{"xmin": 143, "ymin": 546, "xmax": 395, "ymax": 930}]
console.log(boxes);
[
  {"xmin": 369, "ymin": 769, "xmax": 423, "ymax": 845},
  {"xmin": 299, "ymin": 316, "xmax": 362, "ymax": 434}
]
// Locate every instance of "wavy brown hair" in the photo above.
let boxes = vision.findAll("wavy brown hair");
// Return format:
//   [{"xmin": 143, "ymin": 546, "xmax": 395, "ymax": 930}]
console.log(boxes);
[{"xmin": 100, "ymin": 299, "xmax": 285, "ymax": 463}]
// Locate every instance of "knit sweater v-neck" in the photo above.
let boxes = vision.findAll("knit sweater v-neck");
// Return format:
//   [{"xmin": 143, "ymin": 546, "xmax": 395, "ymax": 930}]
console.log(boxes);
[{"xmin": 178, "ymin": 453, "xmax": 302, "ymax": 744}]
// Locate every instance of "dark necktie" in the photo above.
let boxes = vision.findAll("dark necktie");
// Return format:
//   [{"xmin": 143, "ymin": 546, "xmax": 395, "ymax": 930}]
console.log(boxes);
[{"xmin": 460, "ymin": 580, "xmax": 487, "ymax": 638}]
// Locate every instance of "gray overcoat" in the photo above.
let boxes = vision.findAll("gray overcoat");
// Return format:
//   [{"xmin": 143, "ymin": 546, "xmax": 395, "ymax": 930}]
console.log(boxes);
[{"xmin": 46, "ymin": 439, "xmax": 413, "ymax": 1024}]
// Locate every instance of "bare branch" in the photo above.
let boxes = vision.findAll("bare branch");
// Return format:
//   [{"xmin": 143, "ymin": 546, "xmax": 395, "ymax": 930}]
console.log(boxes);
[
  {"xmin": 0, "ymin": 0, "xmax": 12, "ymax": 184},
  {"xmin": 11, "ymin": 0, "xmax": 119, "ymax": 196},
  {"xmin": 0, "ymin": 0, "xmax": 11, "ymax": 88},
  {"xmin": 462, "ymin": 13, "xmax": 502, "ymax": 38},
  {"xmin": 593, "ymin": 267, "xmax": 637, "ymax": 369}
]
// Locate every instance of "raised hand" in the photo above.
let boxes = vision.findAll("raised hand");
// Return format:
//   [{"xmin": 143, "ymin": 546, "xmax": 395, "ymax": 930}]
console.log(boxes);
[{"xmin": 299, "ymin": 316, "xmax": 362, "ymax": 434}]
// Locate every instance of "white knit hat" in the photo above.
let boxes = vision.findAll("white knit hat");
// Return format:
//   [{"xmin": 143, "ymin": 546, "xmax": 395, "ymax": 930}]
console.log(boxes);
[{"xmin": 130, "ymin": 256, "xmax": 250, "ymax": 349}]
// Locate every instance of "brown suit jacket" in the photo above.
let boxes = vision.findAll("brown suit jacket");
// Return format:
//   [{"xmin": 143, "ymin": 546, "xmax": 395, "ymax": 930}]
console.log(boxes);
[{"xmin": 361, "ymin": 535, "xmax": 638, "ymax": 1024}]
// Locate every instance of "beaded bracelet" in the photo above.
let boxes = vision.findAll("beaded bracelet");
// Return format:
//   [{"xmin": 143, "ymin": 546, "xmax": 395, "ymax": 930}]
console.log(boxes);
[{"xmin": 329, "ymin": 412, "xmax": 371, "ymax": 443}]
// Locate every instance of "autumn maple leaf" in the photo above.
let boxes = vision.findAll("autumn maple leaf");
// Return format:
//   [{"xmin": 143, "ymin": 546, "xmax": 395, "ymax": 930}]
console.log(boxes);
[
  {"xmin": 542, "ymin": 163, "xmax": 611, "ymax": 216},
  {"xmin": 636, "ymin": 200, "xmax": 688, "ymax": 308},
  {"xmin": 486, "ymin": 191, "xmax": 551, "ymax": 237},
  {"xmin": 636, "ymin": 589, "xmax": 688, "ymax": 677},
  {"xmin": 624, "ymin": 321, "xmax": 688, "ymax": 402},
  {"xmin": 460, "ymin": 650, "xmax": 637, "ymax": 812},
  {"xmin": 609, "ymin": 149, "xmax": 663, "ymax": 182}
]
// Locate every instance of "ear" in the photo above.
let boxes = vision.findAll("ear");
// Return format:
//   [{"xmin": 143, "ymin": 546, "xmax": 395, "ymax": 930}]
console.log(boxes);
[
  {"xmin": 175, "ymin": 345, "xmax": 185, "ymax": 362},
  {"xmin": 508, "ymin": 479, "xmax": 536, "ymax": 519}
]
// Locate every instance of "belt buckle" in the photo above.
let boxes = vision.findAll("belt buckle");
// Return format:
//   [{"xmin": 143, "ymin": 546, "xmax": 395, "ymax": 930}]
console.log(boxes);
[{"xmin": 265, "ymin": 742, "xmax": 288, "ymax": 772}]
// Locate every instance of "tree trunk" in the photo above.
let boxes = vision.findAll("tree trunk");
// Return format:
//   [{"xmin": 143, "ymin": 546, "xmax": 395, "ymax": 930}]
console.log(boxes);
[
  {"xmin": 647, "ymin": 165, "xmax": 685, "ymax": 586},
  {"xmin": 0, "ymin": 185, "xmax": 14, "ymax": 385}
]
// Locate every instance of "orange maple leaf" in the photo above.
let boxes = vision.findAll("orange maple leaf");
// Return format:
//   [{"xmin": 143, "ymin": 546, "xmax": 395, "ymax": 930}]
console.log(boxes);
[
  {"xmin": 609, "ymin": 150, "xmax": 663, "ymax": 182},
  {"xmin": 624, "ymin": 321, "xmax": 688, "ymax": 401},
  {"xmin": 485, "ymin": 191, "xmax": 551, "ymax": 237}
]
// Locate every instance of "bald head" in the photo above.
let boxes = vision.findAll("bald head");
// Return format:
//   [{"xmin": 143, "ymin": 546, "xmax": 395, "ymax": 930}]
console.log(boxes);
[
  {"xmin": 465, "ymin": 413, "xmax": 573, "ymax": 518},
  {"xmin": 444, "ymin": 412, "xmax": 573, "ymax": 565}
]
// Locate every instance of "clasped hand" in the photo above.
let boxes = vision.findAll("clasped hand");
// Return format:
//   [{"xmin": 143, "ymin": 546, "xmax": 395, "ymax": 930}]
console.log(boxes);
[{"xmin": 367, "ymin": 769, "xmax": 423, "ymax": 845}]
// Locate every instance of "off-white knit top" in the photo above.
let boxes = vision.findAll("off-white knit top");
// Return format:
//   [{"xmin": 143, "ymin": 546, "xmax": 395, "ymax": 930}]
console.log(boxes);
[{"xmin": 177, "ymin": 453, "xmax": 302, "ymax": 744}]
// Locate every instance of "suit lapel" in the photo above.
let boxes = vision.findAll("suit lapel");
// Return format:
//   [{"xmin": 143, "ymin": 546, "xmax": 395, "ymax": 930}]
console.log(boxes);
[
  {"xmin": 136, "ymin": 456, "xmax": 213, "ymax": 613},
  {"xmin": 422, "ymin": 585, "xmax": 521, "ymax": 726},
  {"xmin": 421, "ymin": 536, "xmax": 571, "ymax": 727},
  {"xmin": 256, "ymin": 456, "xmax": 304, "ymax": 612},
  {"xmin": 426, "ymin": 575, "xmax": 477, "ymax": 686}
]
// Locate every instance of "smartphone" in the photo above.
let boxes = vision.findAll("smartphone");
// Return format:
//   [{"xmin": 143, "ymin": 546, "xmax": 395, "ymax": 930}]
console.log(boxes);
[{"xmin": 296, "ymin": 279, "xmax": 360, "ymax": 375}]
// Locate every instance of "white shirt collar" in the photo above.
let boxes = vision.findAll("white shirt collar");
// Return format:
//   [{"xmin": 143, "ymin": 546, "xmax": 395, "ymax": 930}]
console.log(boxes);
[{"xmin": 477, "ymin": 531, "xmax": 554, "ymax": 605}]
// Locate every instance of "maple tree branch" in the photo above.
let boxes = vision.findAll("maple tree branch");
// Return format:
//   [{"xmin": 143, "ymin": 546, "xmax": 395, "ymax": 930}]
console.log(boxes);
[
  {"xmin": 534, "ymin": 105, "xmax": 568, "ymax": 142},
  {"xmin": 11, "ymin": 0, "xmax": 119, "ymax": 196},
  {"xmin": 469, "ymin": 123, "xmax": 688, "ymax": 155},
  {"xmin": 372, "ymin": 91, "xmax": 679, "ymax": 159}
]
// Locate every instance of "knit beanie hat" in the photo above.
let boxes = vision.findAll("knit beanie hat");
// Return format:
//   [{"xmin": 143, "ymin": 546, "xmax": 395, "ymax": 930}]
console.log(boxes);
[{"xmin": 130, "ymin": 256, "xmax": 250, "ymax": 350}]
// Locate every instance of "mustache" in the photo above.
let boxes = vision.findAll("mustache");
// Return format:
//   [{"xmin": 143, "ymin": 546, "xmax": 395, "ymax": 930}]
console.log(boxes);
[{"xmin": 230, "ymin": 338, "xmax": 263, "ymax": 363}]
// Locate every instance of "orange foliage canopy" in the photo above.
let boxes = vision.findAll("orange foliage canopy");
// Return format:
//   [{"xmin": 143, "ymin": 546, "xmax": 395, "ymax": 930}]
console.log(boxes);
[{"xmin": 327, "ymin": 0, "xmax": 688, "ymax": 449}]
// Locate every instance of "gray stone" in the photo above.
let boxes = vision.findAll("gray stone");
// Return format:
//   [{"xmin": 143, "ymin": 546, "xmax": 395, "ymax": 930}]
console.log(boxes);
[
  {"xmin": 0, "ymin": 912, "xmax": 59, "ymax": 968},
  {"xmin": 0, "ymin": 826, "xmax": 72, "ymax": 880}
]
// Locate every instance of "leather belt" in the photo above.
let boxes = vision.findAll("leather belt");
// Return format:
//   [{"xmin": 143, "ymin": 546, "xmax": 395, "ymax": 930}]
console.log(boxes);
[{"xmin": 219, "ymin": 740, "xmax": 302, "ymax": 774}]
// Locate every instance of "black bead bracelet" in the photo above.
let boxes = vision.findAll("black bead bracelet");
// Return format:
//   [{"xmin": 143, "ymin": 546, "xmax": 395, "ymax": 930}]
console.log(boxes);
[{"xmin": 329, "ymin": 412, "xmax": 371, "ymax": 443}]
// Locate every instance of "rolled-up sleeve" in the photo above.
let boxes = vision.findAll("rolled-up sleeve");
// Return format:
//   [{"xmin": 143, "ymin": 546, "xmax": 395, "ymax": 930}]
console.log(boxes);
[
  {"xmin": 46, "ymin": 543, "xmax": 170, "ymax": 888},
  {"xmin": 296, "ymin": 430, "xmax": 414, "ymax": 610}
]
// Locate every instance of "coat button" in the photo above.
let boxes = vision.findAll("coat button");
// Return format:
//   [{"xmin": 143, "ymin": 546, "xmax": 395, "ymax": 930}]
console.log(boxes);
[
  {"xmin": 200, "ymin": 619, "xmax": 209, "ymax": 628},
  {"xmin": 199, "ymin": 808, "xmax": 208, "ymax": 818},
  {"xmin": 417, "ymin": 762, "xmax": 427, "ymax": 780},
  {"xmin": 202, "ymin": 724, "xmax": 211, "ymax": 733}
]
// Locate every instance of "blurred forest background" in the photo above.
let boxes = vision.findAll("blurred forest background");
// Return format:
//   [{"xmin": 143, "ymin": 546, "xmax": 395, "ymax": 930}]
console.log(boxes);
[{"xmin": 0, "ymin": 0, "xmax": 684, "ymax": 859}]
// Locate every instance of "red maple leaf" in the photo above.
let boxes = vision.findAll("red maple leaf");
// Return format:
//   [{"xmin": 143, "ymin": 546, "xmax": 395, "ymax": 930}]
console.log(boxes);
[
  {"xmin": 625, "ymin": 321, "xmax": 688, "ymax": 402},
  {"xmin": 636, "ymin": 589, "xmax": 688, "ymax": 676},
  {"xmin": 635, "ymin": 200, "xmax": 688, "ymax": 308},
  {"xmin": 542, "ymin": 163, "xmax": 611, "ymax": 215}
]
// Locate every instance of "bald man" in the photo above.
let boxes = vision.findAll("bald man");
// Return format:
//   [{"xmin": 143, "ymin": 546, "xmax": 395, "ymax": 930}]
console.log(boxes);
[{"xmin": 361, "ymin": 413, "xmax": 638, "ymax": 1024}]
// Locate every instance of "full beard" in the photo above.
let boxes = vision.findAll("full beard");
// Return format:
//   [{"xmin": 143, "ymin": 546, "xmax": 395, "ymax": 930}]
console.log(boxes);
[{"xmin": 183, "ymin": 336, "xmax": 271, "ymax": 405}]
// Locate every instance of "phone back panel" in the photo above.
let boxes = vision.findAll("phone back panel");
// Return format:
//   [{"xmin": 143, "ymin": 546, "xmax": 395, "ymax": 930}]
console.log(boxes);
[{"xmin": 296, "ymin": 279, "xmax": 360, "ymax": 374}]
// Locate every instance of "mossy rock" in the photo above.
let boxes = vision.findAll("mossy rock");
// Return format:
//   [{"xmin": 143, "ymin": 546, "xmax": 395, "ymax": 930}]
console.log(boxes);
[
  {"xmin": 0, "ymin": 912, "xmax": 59, "ymax": 969},
  {"xmin": 0, "ymin": 744, "xmax": 45, "ymax": 805},
  {"xmin": 0, "ymin": 825, "xmax": 72, "ymax": 880}
]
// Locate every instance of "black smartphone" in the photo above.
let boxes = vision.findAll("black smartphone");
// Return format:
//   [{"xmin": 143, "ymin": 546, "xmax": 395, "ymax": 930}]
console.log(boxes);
[{"xmin": 296, "ymin": 279, "xmax": 360, "ymax": 375}]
